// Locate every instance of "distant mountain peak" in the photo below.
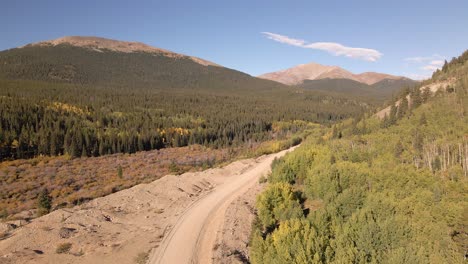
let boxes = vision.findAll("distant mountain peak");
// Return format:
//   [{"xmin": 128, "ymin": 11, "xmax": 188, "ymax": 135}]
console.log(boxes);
[
  {"xmin": 258, "ymin": 62, "xmax": 338, "ymax": 85},
  {"xmin": 356, "ymin": 72, "xmax": 408, "ymax": 85},
  {"xmin": 27, "ymin": 36, "xmax": 220, "ymax": 67},
  {"xmin": 259, "ymin": 62, "xmax": 411, "ymax": 85}
]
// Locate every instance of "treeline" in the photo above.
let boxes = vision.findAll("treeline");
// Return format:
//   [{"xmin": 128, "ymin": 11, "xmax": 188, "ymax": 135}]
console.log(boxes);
[
  {"xmin": 0, "ymin": 78, "xmax": 367, "ymax": 161},
  {"xmin": 432, "ymin": 49, "xmax": 468, "ymax": 81},
  {"xmin": 250, "ymin": 51, "xmax": 468, "ymax": 263},
  {"xmin": 0, "ymin": 44, "xmax": 373, "ymax": 161}
]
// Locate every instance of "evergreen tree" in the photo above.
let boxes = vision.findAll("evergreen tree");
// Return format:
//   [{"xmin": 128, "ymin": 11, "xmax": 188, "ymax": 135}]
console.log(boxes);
[
  {"xmin": 398, "ymin": 96, "xmax": 409, "ymax": 119},
  {"xmin": 442, "ymin": 60, "xmax": 448, "ymax": 72},
  {"xmin": 411, "ymin": 87, "xmax": 422, "ymax": 109},
  {"xmin": 389, "ymin": 104, "xmax": 398, "ymax": 125},
  {"xmin": 117, "ymin": 165, "xmax": 123, "ymax": 178},
  {"xmin": 37, "ymin": 189, "xmax": 52, "ymax": 216}
]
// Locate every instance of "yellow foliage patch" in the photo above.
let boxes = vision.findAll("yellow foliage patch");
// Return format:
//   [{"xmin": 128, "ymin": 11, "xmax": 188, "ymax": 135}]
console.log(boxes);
[{"xmin": 47, "ymin": 102, "xmax": 89, "ymax": 115}]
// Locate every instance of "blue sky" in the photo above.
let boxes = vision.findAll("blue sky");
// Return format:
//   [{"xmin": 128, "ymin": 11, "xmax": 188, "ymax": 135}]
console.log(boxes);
[{"xmin": 2, "ymin": 0, "xmax": 467, "ymax": 79}]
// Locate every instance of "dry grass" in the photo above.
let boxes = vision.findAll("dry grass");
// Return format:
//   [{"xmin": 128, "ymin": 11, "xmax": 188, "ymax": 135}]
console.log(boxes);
[
  {"xmin": 0, "ymin": 145, "xmax": 241, "ymax": 218},
  {"xmin": 134, "ymin": 251, "xmax": 149, "ymax": 264}
]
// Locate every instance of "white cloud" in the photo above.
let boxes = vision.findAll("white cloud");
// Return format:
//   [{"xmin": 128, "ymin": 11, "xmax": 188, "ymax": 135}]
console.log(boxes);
[
  {"xmin": 404, "ymin": 54, "xmax": 444, "ymax": 63},
  {"xmin": 405, "ymin": 73, "xmax": 432, "ymax": 81},
  {"xmin": 429, "ymin": 60, "xmax": 444, "ymax": 66},
  {"xmin": 262, "ymin": 32, "xmax": 306, "ymax": 47},
  {"xmin": 262, "ymin": 32, "xmax": 382, "ymax": 62},
  {"xmin": 405, "ymin": 56, "xmax": 431, "ymax": 63},
  {"xmin": 421, "ymin": 65, "xmax": 440, "ymax": 71},
  {"xmin": 404, "ymin": 54, "xmax": 446, "ymax": 75}
]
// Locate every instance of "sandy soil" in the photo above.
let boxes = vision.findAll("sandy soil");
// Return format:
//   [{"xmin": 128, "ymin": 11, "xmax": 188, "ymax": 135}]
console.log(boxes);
[
  {"xmin": 211, "ymin": 177, "xmax": 265, "ymax": 263},
  {"xmin": 0, "ymin": 147, "xmax": 294, "ymax": 264},
  {"xmin": 148, "ymin": 147, "xmax": 294, "ymax": 264}
]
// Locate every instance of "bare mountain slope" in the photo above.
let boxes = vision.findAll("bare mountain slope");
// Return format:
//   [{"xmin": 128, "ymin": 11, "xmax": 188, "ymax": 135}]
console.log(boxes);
[
  {"xmin": 28, "ymin": 36, "xmax": 219, "ymax": 67},
  {"xmin": 258, "ymin": 63, "xmax": 338, "ymax": 85},
  {"xmin": 259, "ymin": 62, "xmax": 411, "ymax": 85},
  {"xmin": 356, "ymin": 72, "xmax": 406, "ymax": 85},
  {"xmin": 316, "ymin": 67, "xmax": 361, "ymax": 82}
]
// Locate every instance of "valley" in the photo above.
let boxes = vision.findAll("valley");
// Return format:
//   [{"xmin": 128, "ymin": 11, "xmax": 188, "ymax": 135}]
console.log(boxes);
[
  {"xmin": 0, "ymin": 13, "xmax": 466, "ymax": 263},
  {"xmin": 259, "ymin": 62, "xmax": 417, "ymax": 103}
]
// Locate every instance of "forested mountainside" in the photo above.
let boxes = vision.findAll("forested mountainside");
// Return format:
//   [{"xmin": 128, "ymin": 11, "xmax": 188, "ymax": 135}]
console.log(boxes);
[
  {"xmin": 250, "ymin": 50, "xmax": 468, "ymax": 263},
  {"xmin": 299, "ymin": 78, "xmax": 417, "ymax": 104},
  {"xmin": 0, "ymin": 43, "xmax": 275, "ymax": 89},
  {"xmin": 0, "ymin": 40, "xmax": 371, "ymax": 161}
]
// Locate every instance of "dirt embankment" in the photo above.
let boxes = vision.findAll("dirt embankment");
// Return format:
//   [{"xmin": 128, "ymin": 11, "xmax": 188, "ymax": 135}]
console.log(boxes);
[
  {"xmin": 211, "ymin": 179, "xmax": 265, "ymax": 263},
  {"xmin": 0, "ymin": 147, "xmax": 295, "ymax": 264},
  {"xmin": 149, "ymin": 147, "xmax": 294, "ymax": 264}
]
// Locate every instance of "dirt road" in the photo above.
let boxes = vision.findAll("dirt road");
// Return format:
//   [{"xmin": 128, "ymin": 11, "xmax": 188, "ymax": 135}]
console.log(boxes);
[
  {"xmin": 0, "ymin": 147, "xmax": 295, "ymax": 264},
  {"xmin": 149, "ymin": 147, "xmax": 295, "ymax": 264}
]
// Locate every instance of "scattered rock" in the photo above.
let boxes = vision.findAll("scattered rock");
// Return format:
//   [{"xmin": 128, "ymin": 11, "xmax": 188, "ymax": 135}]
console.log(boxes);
[
  {"xmin": 0, "ymin": 223, "xmax": 16, "ymax": 233},
  {"xmin": 59, "ymin": 227, "xmax": 77, "ymax": 239},
  {"xmin": 6, "ymin": 220, "xmax": 28, "ymax": 228}
]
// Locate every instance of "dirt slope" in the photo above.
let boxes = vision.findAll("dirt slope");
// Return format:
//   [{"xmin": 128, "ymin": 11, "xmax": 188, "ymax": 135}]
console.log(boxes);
[
  {"xmin": 149, "ymin": 147, "xmax": 295, "ymax": 264},
  {"xmin": 0, "ymin": 147, "xmax": 295, "ymax": 264}
]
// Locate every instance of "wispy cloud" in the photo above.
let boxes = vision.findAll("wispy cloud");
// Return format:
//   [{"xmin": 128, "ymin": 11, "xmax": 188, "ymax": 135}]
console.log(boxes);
[
  {"xmin": 404, "ymin": 54, "xmax": 444, "ymax": 63},
  {"xmin": 262, "ymin": 32, "xmax": 382, "ymax": 62},
  {"xmin": 405, "ymin": 73, "xmax": 432, "ymax": 81},
  {"xmin": 404, "ymin": 54, "xmax": 446, "ymax": 77},
  {"xmin": 262, "ymin": 32, "xmax": 306, "ymax": 47},
  {"xmin": 421, "ymin": 65, "xmax": 440, "ymax": 71},
  {"xmin": 429, "ymin": 60, "xmax": 444, "ymax": 66}
]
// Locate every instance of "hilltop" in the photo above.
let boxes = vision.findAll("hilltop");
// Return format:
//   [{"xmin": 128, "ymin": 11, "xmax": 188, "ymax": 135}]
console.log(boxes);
[
  {"xmin": 27, "ymin": 36, "xmax": 219, "ymax": 67},
  {"xmin": 258, "ymin": 62, "xmax": 412, "ymax": 85}
]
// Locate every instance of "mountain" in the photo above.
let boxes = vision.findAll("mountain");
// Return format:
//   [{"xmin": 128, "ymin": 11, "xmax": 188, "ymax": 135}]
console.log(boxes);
[
  {"xmin": 0, "ymin": 36, "xmax": 372, "ymax": 162},
  {"xmin": 356, "ymin": 72, "xmax": 404, "ymax": 85},
  {"xmin": 300, "ymin": 78, "xmax": 389, "ymax": 102},
  {"xmin": 26, "ymin": 36, "xmax": 220, "ymax": 67},
  {"xmin": 300, "ymin": 77, "xmax": 417, "ymax": 102},
  {"xmin": 0, "ymin": 36, "xmax": 286, "ymax": 91},
  {"xmin": 258, "ymin": 62, "xmax": 414, "ymax": 86},
  {"xmin": 258, "ymin": 63, "xmax": 338, "ymax": 85}
]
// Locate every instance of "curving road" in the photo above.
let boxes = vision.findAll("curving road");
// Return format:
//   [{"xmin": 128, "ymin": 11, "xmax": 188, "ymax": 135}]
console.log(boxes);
[{"xmin": 148, "ymin": 147, "xmax": 295, "ymax": 264}]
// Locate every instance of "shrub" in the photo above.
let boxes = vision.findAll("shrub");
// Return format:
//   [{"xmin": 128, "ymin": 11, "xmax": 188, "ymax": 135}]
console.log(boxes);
[
  {"xmin": 117, "ymin": 165, "xmax": 123, "ymax": 178},
  {"xmin": 169, "ymin": 162, "xmax": 180, "ymax": 174},
  {"xmin": 0, "ymin": 208, "xmax": 8, "ymax": 219},
  {"xmin": 134, "ymin": 251, "xmax": 149, "ymax": 264},
  {"xmin": 56, "ymin": 242, "xmax": 72, "ymax": 254},
  {"xmin": 256, "ymin": 183, "xmax": 303, "ymax": 230}
]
